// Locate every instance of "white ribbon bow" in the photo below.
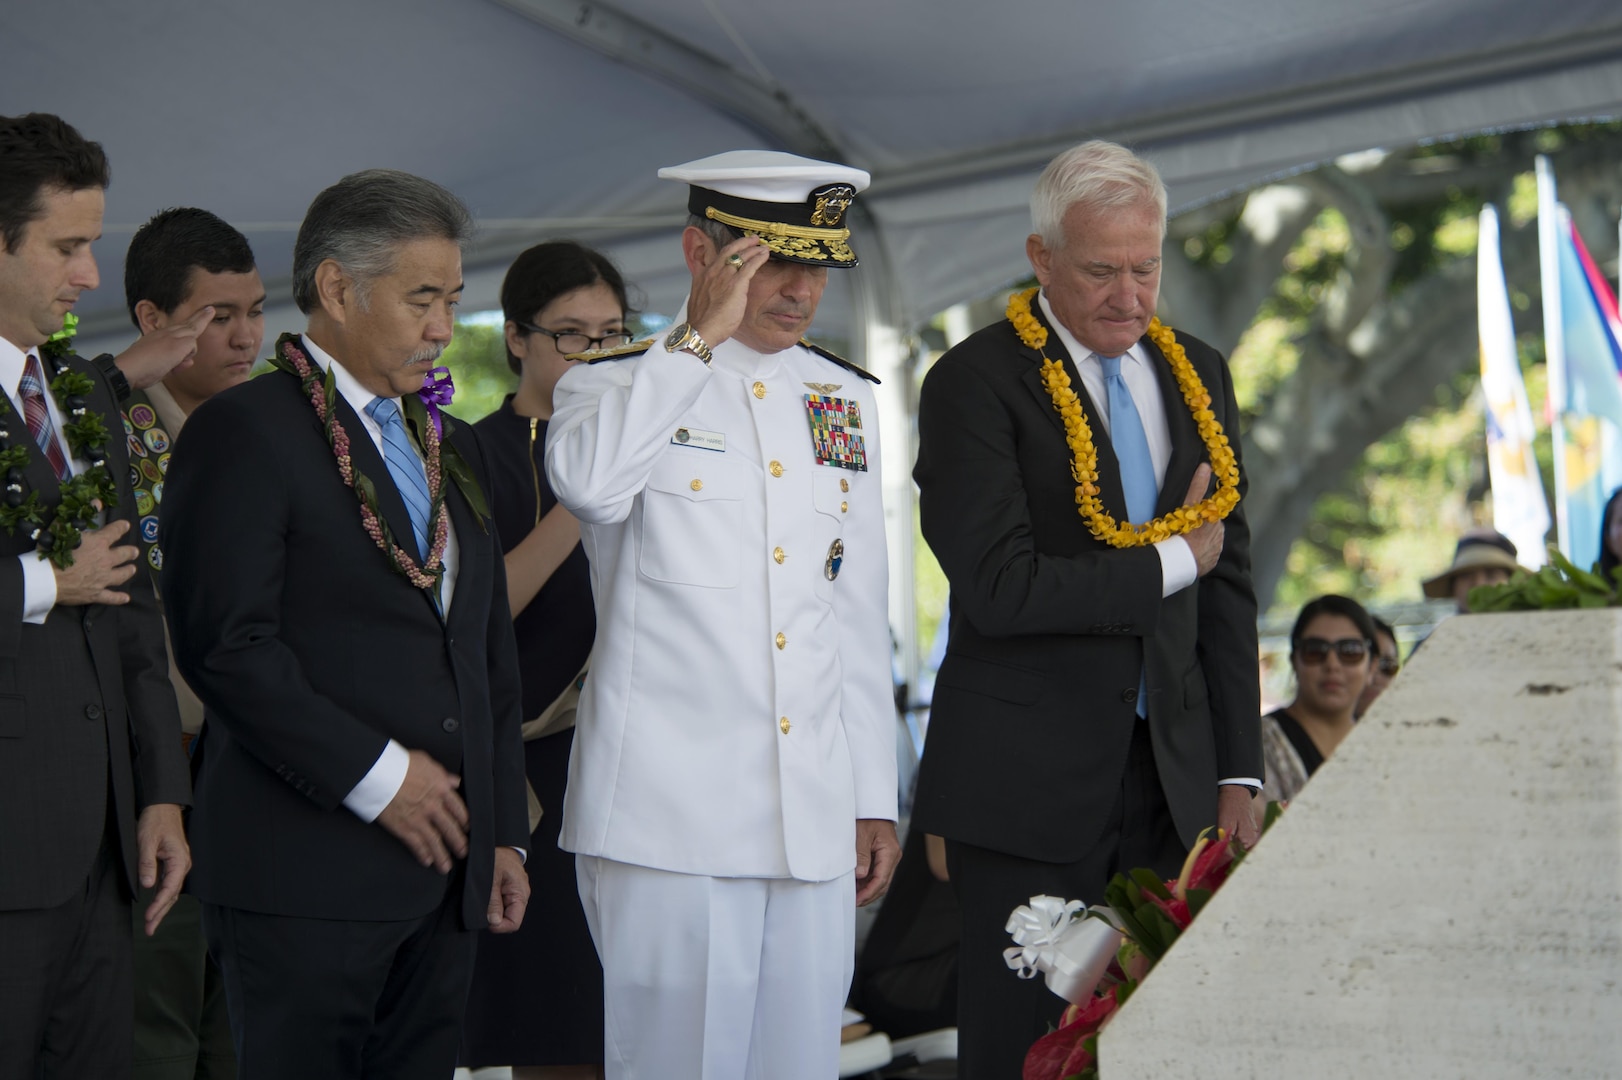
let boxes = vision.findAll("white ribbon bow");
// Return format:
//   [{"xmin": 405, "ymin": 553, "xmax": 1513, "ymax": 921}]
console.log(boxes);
[
  {"xmin": 1003, "ymin": 894, "xmax": 1125, "ymax": 1004},
  {"xmin": 1003, "ymin": 895, "xmax": 1086, "ymax": 979}
]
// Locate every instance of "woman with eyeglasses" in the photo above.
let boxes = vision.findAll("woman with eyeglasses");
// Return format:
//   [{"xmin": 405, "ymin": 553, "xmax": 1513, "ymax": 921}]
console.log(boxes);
[
  {"xmin": 1261, "ymin": 594, "xmax": 1378, "ymax": 804},
  {"xmin": 461, "ymin": 241, "xmax": 637, "ymax": 1080}
]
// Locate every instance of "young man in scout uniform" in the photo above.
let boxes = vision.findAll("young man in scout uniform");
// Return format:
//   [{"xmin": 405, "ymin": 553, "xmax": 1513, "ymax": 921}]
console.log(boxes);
[
  {"xmin": 122, "ymin": 206, "xmax": 264, "ymax": 1080},
  {"xmin": 546, "ymin": 151, "xmax": 900, "ymax": 1080}
]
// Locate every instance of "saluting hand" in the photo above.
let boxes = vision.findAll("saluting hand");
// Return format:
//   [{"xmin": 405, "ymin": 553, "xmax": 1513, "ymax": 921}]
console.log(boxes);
[
  {"xmin": 376, "ymin": 749, "xmax": 469, "ymax": 874},
  {"xmin": 682, "ymin": 233, "xmax": 770, "ymax": 350},
  {"xmin": 115, "ymin": 306, "xmax": 215, "ymax": 391}
]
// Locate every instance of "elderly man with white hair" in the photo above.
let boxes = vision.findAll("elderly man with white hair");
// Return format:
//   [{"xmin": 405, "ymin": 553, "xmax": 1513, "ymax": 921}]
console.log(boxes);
[{"xmin": 911, "ymin": 140, "xmax": 1262, "ymax": 1077}]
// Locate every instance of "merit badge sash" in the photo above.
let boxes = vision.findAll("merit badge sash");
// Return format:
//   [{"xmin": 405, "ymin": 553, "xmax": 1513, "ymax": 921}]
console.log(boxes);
[{"xmin": 803, "ymin": 393, "xmax": 867, "ymax": 471}]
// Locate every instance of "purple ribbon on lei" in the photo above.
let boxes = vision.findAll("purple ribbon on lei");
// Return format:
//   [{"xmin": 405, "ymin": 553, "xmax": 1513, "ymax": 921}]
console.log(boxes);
[{"xmin": 417, "ymin": 367, "xmax": 455, "ymax": 437}]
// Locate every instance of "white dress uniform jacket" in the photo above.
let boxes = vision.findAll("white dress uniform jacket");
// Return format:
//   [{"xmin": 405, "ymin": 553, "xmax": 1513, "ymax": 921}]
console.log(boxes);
[{"xmin": 546, "ymin": 323, "xmax": 897, "ymax": 883}]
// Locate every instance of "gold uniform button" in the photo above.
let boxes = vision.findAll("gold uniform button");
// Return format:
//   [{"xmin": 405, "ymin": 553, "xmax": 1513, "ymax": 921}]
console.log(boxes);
[
  {"xmin": 689, "ymin": 479, "xmax": 703, "ymax": 491},
  {"xmin": 753, "ymin": 381, "xmax": 767, "ymax": 399},
  {"xmin": 840, "ymin": 478, "xmax": 849, "ymax": 492},
  {"xmin": 779, "ymin": 716, "xmax": 791, "ymax": 734},
  {"xmin": 840, "ymin": 501, "xmax": 849, "ymax": 513},
  {"xmin": 769, "ymin": 460, "xmax": 784, "ymax": 478},
  {"xmin": 775, "ymin": 632, "xmax": 787, "ymax": 650},
  {"xmin": 772, "ymin": 547, "xmax": 785, "ymax": 564}
]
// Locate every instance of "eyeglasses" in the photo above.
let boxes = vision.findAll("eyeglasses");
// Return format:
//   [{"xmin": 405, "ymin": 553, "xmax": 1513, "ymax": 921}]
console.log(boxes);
[
  {"xmin": 516, "ymin": 322, "xmax": 634, "ymax": 355},
  {"xmin": 1296, "ymin": 637, "xmax": 1371, "ymax": 665},
  {"xmin": 1376, "ymin": 655, "xmax": 1400, "ymax": 676}
]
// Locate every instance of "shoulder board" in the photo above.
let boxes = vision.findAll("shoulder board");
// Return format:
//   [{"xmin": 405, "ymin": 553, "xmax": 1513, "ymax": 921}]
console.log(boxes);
[
  {"xmin": 799, "ymin": 338, "xmax": 880, "ymax": 384},
  {"xmin": 568, "ymin": 337, "xmax": 657, "ymax": 364}
]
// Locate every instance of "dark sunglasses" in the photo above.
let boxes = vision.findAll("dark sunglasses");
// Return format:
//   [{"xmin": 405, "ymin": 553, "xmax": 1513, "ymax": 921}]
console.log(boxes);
[
  {"xmin": 1376, "ymin": 655, "xmax": 1401, "ymax": 676},
  {"xmin": 1296, "ymin": 637, "xmax": 1371, "ymax": 665}
]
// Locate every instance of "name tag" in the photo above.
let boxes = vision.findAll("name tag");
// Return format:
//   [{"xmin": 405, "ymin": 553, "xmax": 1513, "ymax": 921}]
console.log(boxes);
[{"xmin": 671, "ymin": 427, "xmax": 725, "ymax": 452}]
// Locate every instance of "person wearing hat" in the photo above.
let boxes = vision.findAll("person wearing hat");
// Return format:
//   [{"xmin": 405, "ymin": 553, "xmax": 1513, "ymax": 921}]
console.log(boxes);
[
  {"xmin": 545, "ymin": 151, "xmax": 899, "ymax": 1080},
  {"xmin": 1422, "ymin": 528, "xmax": 1525, "ymax": 613}
]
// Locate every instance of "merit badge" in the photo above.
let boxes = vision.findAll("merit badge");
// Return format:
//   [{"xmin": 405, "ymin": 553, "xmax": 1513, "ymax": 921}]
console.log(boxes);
[
  {"xmin": 139, "ymin": 515, "xmax": 160, "ymax": 544},
  {"xmin": 127, "ymin": 432, "xmax": 148, "ymax": 459},
  {"xmin": 128, "ymin": 404, "xmax": 156, "ymax": 430},
  {"xmin": 122, "ymin": 416, "xmax": 134, "ymax": 436},
  {"xmin": 140, "ymin": 459, "xmax": 162, "ymax": 484},
  {"xmin": 803, "ymin": 394, "xmax": 867, "ymax": 472},
  {"xmin": 134, "ymin": 488, "xmax": 155, "ymax": 516},
  {"xmin": 671, "ymin": 426, "xmax": 726, "ymax": 452},
  {"xmin": 143, "ymin": 428, "xmax": 170, "ymax": 454},
  {"xmin": 158, "ymin": 453, "xmax": 171, "ymax": 476},
  {"xmin": 147, "ymin": 546, "xmax": 163, "ymax": 571},
  {"xmin": 824, "ymin": 538, "xmax": 844, "ymax": 581},
  {"xmin": 151, "ymin": 481, "xmax": 163, "ymax": 505}
]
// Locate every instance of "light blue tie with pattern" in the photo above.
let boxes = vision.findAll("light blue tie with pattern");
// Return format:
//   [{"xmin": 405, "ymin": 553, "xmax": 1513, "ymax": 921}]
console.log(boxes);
[
  {"xmin": 1100, "ymin": 353, "xmax": 1156, "ymax": 718},
  {"xmin": 365, "ymin": 396, "xmax": 432, "ymax": 560}
]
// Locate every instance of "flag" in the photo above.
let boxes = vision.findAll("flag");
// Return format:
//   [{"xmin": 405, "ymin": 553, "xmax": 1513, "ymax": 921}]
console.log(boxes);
[
  {"xmin": 1538, "ymin": 156, "xmax": 1622, "ymax": 571},
  {"xmin": 1478, "ymin": 205, "xmax": 1549, "ymax": 568}
]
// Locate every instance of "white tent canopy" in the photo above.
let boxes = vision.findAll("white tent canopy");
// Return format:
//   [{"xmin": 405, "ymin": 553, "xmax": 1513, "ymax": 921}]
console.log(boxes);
[{"xmin": 9, "ymin": 0, "xmax": 1622, "ymax": 676}]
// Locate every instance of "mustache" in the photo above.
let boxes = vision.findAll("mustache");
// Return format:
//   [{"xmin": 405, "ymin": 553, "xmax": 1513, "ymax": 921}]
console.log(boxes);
[
  {"xmin": 405, "ymin": 344, "xmax": 445, "ymax": 366},
  {"xmin": 763, "ymin": 306, "xmax": 811, "ymax": 320}
]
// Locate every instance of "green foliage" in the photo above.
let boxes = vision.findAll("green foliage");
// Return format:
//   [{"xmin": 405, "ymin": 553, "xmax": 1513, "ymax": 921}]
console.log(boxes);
[
  {"xmin": 440, "ymin": 322, "xmax": 518, "ymax": 423},
  {"xmin": 1469, "ymin": 549, "xmax": 1622, "ymax": 611}
]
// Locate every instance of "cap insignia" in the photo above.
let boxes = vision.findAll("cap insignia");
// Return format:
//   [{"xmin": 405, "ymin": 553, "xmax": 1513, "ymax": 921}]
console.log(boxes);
[{"xmin": 810, "ymin": 184, "xmax": 856, "ymax": 227}]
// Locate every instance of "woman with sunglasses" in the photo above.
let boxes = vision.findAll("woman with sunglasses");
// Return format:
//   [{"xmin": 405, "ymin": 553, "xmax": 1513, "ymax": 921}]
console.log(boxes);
[
  {"xmin": 461, "ymin": 241, "xmax": 638, "ymax": 1080},
  {"xmin": 1261, "ymin": 595, "xmax": 1378, "ymax": 804},
  {"xmin": 1354, "ymin": 616, "xmax": 1401, "ymax": 719}
]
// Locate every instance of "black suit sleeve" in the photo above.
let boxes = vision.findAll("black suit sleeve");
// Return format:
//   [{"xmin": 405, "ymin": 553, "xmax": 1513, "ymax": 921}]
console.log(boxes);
[
  {"xmin": 1193, "ymin": 352, "xmax": 1262, "ymax": 780},
  {"xmin": 914, "ymin": 353, "xmax": 1164, "ymax": 638},
  {"xmin": 161, "ymin": 393, "xmax": 389, "ymax": 811},
  {"xmin": 461, "ymin": 422, "xmax": 528, "ymax": 850}
]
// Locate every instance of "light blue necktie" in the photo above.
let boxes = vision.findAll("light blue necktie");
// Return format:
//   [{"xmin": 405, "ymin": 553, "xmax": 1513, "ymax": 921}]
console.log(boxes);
[
  {"xmin": 365, "ymin": 396, "xmax": 432, "ymax": 560},
  {"xmin": 1100, "ymin": 353, "xmax": 1157, "ymax": 717}
]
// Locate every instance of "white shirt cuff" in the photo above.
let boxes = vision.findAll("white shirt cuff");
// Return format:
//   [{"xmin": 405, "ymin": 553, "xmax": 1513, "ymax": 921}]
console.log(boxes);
[
  {"xmin": 19, "ymin": 553, "xmax": 57, "ymax": 624},
  {"xmin": 342, "ymin": 739, "xmax": 409, "ymax": 822},
  {"xmin": 1154, "ymin": 536, "xmax": 1198, "ymax": 598},
  {"xmin": 1219, "ymin": 777, "xmax": 1264, "ymax": 789},
  {"xmin": 510, "ymin": 847, "xmax": 527, "ymax": 864}
]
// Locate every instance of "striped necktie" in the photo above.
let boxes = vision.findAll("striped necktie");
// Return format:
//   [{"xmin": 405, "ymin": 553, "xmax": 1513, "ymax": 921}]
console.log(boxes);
[
  {"xmin": 20, "ymin": 353, "xmax": 71, "ymax": 483},
  {"xmin": 364, "ymin": 396, "xmax": 432, "ymax": 559}
]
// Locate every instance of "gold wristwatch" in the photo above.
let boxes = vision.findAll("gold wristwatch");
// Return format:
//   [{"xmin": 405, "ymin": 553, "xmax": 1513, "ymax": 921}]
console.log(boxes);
[{"xmin": 663, "ymin": 322, "xmax": 713, "ymax": 365}]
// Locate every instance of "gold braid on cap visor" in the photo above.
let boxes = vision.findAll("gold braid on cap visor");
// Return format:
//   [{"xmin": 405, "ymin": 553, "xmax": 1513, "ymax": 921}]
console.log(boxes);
[{"xmin": 705, "ymin": 206, "xmax": 855, "ymax": 263}]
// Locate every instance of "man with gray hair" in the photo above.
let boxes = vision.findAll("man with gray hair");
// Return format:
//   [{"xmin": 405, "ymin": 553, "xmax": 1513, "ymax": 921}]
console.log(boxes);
[
  {"xmin": 911, "ymin": 139, "xmax": 1261, "ymax": 1077},
  {"xmin": 160, "ymin": 169, "xmax": 529, "ymax": 1079}
]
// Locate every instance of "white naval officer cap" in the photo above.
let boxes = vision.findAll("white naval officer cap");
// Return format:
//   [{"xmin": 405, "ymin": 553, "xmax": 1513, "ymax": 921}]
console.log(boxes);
[{"xmin": 658, "ymin": 150, "xmax": 871, "ymax": 267}]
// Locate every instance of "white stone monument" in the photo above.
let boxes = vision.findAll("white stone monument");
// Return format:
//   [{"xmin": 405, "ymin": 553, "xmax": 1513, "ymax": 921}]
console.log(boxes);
[{"xmin": 1100, "ymin": 610, "xmax": 1622, "ymax": 1078}]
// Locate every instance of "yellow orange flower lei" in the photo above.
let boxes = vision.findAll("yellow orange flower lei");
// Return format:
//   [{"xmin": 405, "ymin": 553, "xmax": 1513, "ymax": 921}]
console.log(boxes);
[{"xmin": 1006, "ymin": 287, "xmax": 1240, "ymax": 548}]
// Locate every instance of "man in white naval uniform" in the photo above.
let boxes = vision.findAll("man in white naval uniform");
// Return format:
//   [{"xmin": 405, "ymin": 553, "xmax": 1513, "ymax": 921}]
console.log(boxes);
[{"xmin": 546, "ymin": 151, "xmax": 899, "ymax": 1080}]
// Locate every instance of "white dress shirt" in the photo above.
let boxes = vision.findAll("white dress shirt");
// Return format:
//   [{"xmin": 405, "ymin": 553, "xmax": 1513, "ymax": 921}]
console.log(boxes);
[
  {"xmin": 0, "ymin": 334, "xmax": 88, "ymax": 624},
  {"xmin": 302, "ymin": 336, "xmax": 460, "ymax": 822},
  {"xmin": 1038, "ymin": 292, "xmax": 1197, "ymax": 598},
  {"xmin": 1038, "ymin": 295, "xmax": 1259, "ymax": 792}
]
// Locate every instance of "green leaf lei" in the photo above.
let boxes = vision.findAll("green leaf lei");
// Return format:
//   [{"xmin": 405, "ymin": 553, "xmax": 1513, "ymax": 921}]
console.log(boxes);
[{"xmin": 0, "ymin": 314, "xmax": 119, "ymax": 568}]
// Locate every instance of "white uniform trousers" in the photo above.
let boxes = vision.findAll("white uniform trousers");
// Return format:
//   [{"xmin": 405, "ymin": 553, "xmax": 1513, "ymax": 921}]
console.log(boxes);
[{"xmin": 577, "ymin": 855, "xmax": 856, "ymax": 1080}]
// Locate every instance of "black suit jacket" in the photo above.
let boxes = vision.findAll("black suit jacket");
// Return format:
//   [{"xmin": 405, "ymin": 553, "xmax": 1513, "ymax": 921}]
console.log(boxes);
[
  {"xmin": 159, "ymin": 347, "xmax": 526, "ymax": 928},
  {"xmin": 0, "ymin": 352, "xmax": 189, "ymax": 911},
  {"xmin": 911, "ymin": 306, "xmax": 1261, "ymax": 862}
]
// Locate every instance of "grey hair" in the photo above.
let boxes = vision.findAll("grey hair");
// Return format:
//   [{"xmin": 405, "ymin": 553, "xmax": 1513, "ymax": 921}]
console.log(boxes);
[
  {"xmin": 686, "ymin": 212, "xmax": 736, "ymax": 251},
  {"xmin": 292, "ymin": 169, "xmax": 474, "ymax": 314},
  {"xmin": 1030, "ymin": 140, "xmax": 1167, "ymax": 249}
]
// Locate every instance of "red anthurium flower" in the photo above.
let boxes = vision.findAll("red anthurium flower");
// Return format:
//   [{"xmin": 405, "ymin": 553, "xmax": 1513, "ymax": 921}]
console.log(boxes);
[{"xmin": 1023, "ymin": 989, "xmax": 1119, "ymax": 1080}]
